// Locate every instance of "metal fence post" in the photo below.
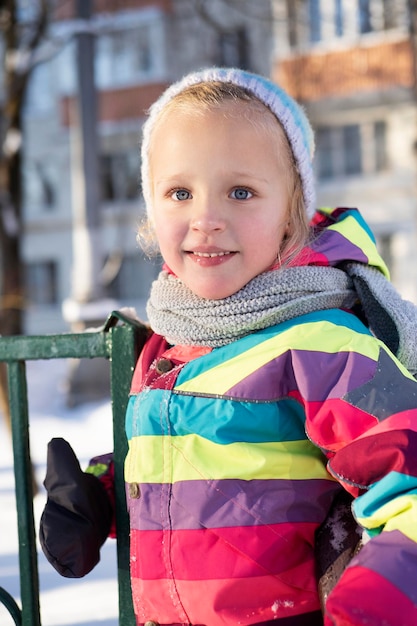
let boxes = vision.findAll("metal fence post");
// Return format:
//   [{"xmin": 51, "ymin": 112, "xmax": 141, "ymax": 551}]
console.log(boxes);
[
  {"xmin": 104, "ymin": 312, "xmax": 148, "ymax": 625},
  {"xmin": 0, "ymin": 311, "xmax": 148, "ymax": 626},
  {"xmin": 8, "ymin": 359, "xmax": 41, "ymax": 626}
]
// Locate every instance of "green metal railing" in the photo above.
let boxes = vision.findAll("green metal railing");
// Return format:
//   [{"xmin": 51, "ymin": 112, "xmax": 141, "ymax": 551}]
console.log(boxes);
[{"xmin": 0, "ymin": 311, "xmax": 148, "ymax": 626}]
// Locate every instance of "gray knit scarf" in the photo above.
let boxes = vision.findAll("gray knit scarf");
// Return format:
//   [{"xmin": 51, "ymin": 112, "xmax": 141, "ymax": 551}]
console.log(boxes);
[{"xmin": 146, "ymin": 263, "xmax": 417, "ymax": 376}]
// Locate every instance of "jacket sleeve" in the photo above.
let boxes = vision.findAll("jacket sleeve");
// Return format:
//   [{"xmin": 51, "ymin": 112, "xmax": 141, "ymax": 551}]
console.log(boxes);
[
  {"xmin": 85, "ymin": 451, "xmax": 116, "ymax": 538},
  {"xmin": 324, "ymin": 399, "xmax": 417, "ymax": 626},
  {"xmin": 39, "ymin": 438, "xmax": 114, "ymax": 578},
  {"xmin": 302, "ymin": 319, "xmax": 417, "ymax": 625}
]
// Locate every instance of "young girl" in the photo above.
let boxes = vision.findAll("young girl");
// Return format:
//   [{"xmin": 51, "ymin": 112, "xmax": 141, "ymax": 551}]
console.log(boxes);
[{"xmin": 40, "ymin": 68, "xmax": 417, "ymax": 626}]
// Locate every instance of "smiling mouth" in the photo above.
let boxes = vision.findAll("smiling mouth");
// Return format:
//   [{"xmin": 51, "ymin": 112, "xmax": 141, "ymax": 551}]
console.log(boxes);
[{"xmin": 191, "ymin": 251, "xmax": 232, "ymax": 258}]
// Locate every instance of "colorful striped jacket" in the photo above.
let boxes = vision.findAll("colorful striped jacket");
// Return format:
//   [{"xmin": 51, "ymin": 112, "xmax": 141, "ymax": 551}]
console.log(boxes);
[{"xmin": 124, "ymin": 207, "xmax": 417, "ymax": 625}]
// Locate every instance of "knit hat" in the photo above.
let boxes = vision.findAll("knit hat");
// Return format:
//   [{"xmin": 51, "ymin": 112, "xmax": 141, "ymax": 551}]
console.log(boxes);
[{"xmin": 141, "ymin": 67, "xmax": 316, "ymax": 219}]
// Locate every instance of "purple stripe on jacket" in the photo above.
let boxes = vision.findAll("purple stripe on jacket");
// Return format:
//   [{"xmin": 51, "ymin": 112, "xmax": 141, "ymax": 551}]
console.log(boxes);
[
  {"xmin": 127, "ymin": 478, "xmax": 341, "ymax": 531},
  {"xmin": 226, "ymin": 349, "xmax": 376, "ymax": 401}
]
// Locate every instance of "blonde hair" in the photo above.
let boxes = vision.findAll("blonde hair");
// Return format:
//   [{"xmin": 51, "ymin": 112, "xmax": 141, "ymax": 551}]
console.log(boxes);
[{"xmin": 138, "ymin": 81, "xmax": 310, "ymax": 264}]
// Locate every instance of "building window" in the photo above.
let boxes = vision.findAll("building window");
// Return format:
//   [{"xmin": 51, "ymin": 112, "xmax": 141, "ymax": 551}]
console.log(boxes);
[
  {"xmin": 218, "ymin": 28, "xmax": 249, "ymax": 69},
  {"xmin": 24, "ymin": 62, "xmax": 55, "ymax": 115},
  {"xmin": 35, "ymin": 162, "xmax": 56, "ymax": 209},
  {"xmin": 377, "ymin": 233, "xmax": 393, "ymax": 273},
  {"xmin": 24, "ymin": 261, "xmax": 58, "ymax": 305},
  {"xmin": 105, "ymin": 254, "xmax": 160, "ymax": 300},
  {"xmin": 316, "ymin": 127, "xmax": 335, "ymax": 179},
  {"xmin": 96, "ymin": 27, "xmax": 149, "ymax": 86},
  {"xmin": 100, "ymin": 150, "xmax": 139, "ymax": 202},
  {"xmin": 382, "ymin": 0, "xmax": 397, "ymax": 29},
  {"xmin": 286, "ymin": 0, "xmax": 408, "ymax": 49},
  {"xmin": 316, "ymin": 121, "xmax": 387, "ymax": 180},
  {"xmin": 343, "ymin": 124, "xmax": 362, "ymax": 175},
  {"xmin": 335, "ymin": 0, "xmax": 344, "ymax": 36},
  {"xmin": 23, "ymin": 160, "xmax": 57, "ymax": 211},
  {"xmin": 374, "ymin": 121, "xmax": 387, "ymax": 171},
  {"xmin": 309, "ymin": 0, "xmax": 322, "ymax": 42},
  {"xmin": 286, "ymin": 0, "xmax": 299, "ymax": 47},
  {"xmin": 96, "ymin": 21, "xmax": 161, "ymax": 88},
  {"xmin": 358, "ymin": 0, "xmax": 372, "ymax": 33},
  {"xmin": 357, "ymin": 0, "xmax": 408, "ymax": 34}
]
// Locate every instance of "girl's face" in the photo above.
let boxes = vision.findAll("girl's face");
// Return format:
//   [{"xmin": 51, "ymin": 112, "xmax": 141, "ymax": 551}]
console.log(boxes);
[{"xmin": 149, "ymin": 103, "xmax": 290, "ymax": 300}]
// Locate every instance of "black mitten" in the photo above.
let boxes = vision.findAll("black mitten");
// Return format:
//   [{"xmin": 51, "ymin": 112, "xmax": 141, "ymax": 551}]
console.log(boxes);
[{"xmin": 39, "ymin": 437, "xmax": 113, "ymax": 578}]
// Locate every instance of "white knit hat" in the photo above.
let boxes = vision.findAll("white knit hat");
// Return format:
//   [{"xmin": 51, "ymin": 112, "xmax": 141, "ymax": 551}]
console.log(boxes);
[{"xmin": 141, "ymin": 67, "xmax": 316, "ymax": 219}]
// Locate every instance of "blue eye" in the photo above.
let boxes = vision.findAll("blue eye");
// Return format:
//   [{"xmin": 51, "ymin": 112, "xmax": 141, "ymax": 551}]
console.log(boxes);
[
  {"xmin": 231, "ymin": 188, "xmax": 253, "ymax": 200},
  {"xmin": 172, "ymin": 189, "xmax": 191, "ymax": 201}
]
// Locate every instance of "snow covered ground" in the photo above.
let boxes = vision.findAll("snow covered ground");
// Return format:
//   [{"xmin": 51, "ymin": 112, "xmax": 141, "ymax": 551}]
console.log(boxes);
[{"xmin": 0, "ymin": 359, "xmax": 119, "ymax": 626}]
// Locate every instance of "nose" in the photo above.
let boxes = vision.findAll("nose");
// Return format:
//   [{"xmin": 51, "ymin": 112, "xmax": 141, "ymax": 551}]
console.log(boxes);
[{"xmin": 190, "ymin": 195, "xmax": 226, "ymax": 233}]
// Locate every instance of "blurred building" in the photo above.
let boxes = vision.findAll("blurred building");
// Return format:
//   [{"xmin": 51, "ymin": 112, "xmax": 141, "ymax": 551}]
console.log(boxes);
[
  {"xmin": 22, "ymin": 0, "xmax": 273, "ymax": 333},
  {"xmin": 273, "ymin": 0, "xmax": 417, "ymax": 302},
  {"xmin": 21, "ymin": 0, "xmax": 417, "ymax": 335}
]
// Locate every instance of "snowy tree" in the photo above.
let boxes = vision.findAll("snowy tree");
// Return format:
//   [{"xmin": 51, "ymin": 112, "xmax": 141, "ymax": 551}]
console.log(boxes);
[
  {"xmin": 0, "ymin": 0, "xmax": 51, "ymax": 337},
  {"xmin": 0, "ymin": 0, "xmax": 51, "ymax": 461}
]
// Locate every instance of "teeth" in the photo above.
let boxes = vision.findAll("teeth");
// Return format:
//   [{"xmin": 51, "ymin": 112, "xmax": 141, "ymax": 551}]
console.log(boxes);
[{"xmin": 193, "ymin": 251, "xmax": 231, "ymax": 258}]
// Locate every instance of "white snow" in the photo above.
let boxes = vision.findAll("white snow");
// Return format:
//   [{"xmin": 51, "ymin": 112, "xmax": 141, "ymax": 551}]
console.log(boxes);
[{"xmin": 0, "ymin": 358, "xmax": 119, "ymax": 626}]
